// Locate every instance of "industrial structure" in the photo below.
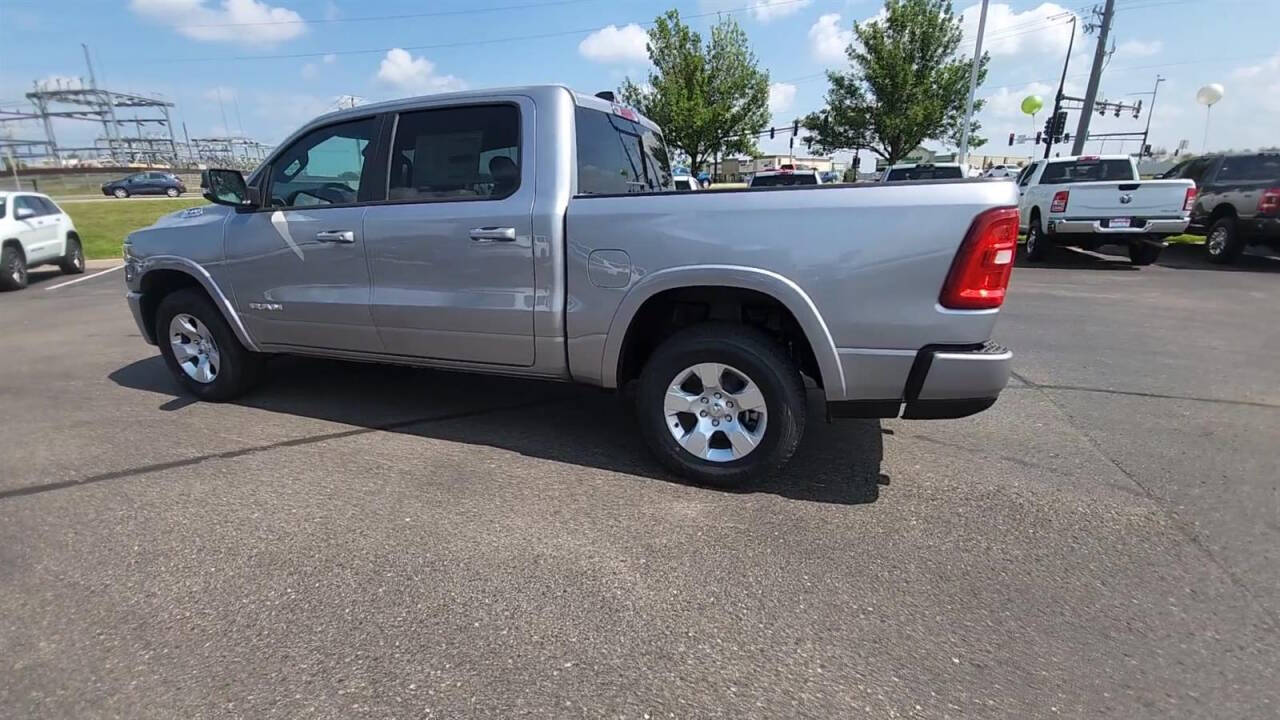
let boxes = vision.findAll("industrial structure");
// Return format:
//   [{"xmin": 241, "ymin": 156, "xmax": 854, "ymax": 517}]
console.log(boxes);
[{"xmin": 0, "ymin": 46, "xmax": 270, "ymax": 172}]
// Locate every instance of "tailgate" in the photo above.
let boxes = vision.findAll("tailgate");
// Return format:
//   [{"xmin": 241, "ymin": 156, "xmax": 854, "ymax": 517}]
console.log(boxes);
[{"xmin": 1063, "ymin": 180, "xmax": 1192, "ymax": 217}]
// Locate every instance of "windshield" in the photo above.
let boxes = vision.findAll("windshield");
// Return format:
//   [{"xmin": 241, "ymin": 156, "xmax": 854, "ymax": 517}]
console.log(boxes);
[
  {"xmin": 1040, "ymin": 159, "xmax": 1136, "ymax": 184},
  {"xmin": 751, "ymin": 173, "xmax": 817, "ymax": 187},
  {"xmin": 886, "ymin": 166, "xmax": 963, "ymax": 181}
]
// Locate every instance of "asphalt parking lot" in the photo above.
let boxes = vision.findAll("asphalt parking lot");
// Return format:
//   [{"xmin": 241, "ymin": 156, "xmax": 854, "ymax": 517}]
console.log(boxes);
[{"xmin": 2, "ymin": 244, "xmax": 1277, "ymax": 718}]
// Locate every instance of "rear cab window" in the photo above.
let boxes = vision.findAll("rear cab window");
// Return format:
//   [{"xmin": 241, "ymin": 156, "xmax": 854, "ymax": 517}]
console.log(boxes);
[
  {"xmin": 1040, "ymin": 158, "xmax": 1135, "ymax": 184},
  {"xmin": 388, "ymin": 104, "xmax": 521, "ymax": 202},
  {"xmin": 886, "ymin": 165, "xmax": 963, "ymax": 181},
  {"xmin": 575, "ymin": 106, "xmax": 671, "ymax": 195}
]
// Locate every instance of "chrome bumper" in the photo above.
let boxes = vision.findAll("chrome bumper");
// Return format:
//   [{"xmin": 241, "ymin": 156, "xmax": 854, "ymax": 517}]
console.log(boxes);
[
  {"xmin": 126, "ymin": 291, "xmax": 157, "ymax": 345},
  {"xmin": 1050, "ymin": 217, "xmax": 1189, "ymax": 236}
]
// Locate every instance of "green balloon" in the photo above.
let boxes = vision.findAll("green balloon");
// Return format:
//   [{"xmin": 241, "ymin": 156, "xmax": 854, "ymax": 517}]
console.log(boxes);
[{"xmin": 1021, "ymin": 95, "xmax": 1044, "ymax": 115}]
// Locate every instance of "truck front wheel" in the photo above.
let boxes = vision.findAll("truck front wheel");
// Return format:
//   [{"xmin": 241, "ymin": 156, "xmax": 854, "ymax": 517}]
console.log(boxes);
[
  {"xmin": 155, "ymin": 288, "xmax": 262, "ymax": 401},
  {"xmin": 635, "ymin": 324, "xmax": 806, "ymax": 486}
]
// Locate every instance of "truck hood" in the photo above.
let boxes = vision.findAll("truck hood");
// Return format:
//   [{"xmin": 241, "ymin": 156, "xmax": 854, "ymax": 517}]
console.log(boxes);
[{"xmin": 125, "ymin": 203, "xmax": 229, "ymax": 259}]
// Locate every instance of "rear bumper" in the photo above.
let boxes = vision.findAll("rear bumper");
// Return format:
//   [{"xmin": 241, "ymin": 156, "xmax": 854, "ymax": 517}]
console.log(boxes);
[
  {"xmin": 829, "ymin": 342, "xmax": 1011, "ymax": 420},
  {"xmin": 1049, "ymin": 217, "xmax": 1189, "ymax": 236},
  {"xmin": 126, "ymin": 291, "xmax": 157, "ymax": 345}
]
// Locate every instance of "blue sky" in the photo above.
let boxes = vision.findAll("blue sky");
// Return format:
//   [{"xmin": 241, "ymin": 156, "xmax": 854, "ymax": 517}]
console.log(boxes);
[{"xmin": 2, "ymin": 0, "xmax": 1277, "ymax": 164}]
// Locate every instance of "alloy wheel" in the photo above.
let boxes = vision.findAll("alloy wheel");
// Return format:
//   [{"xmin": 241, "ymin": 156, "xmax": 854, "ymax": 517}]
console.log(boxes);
[
  {"xmin": 169, "ymin": 313, "xmax": 220, "ymax": 384},
  {"xmin": 1207, "ymin": 226, "xmax": 1227, "ymax": 256},
  {"xmin": 663, "ymin": 362, "xmax": 768, "ymax": 462}
]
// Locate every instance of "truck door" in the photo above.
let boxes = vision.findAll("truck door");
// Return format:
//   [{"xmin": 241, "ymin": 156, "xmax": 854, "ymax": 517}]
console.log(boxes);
[
  {"xmin": 223, "ymin": 114, "xmax": 385, "ymax": 353},
  {"xmin": 363, "ymin": 98, "xmax": 536, "ymax": 366}
]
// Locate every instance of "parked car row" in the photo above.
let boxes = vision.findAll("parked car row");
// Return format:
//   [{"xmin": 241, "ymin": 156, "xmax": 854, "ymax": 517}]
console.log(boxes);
[{"xmin": 0, "ymin": 191, "xmax": 85, "ymax": 290}]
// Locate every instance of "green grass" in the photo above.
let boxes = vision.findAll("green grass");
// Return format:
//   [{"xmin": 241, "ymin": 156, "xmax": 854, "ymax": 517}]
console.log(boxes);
[{"xmin": 63, "ymin": 198, "xmax": 207, "ymax": 259}]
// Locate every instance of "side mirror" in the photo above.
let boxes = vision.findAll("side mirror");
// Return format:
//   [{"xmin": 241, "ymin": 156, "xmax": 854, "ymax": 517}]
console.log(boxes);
[
  {"xmin": 15, "ymin": 206, "xmax": 35, "ymax": 220},
  {"xmin": 201, "ymin": 168, "xmax": 254, "ymax": 208}
]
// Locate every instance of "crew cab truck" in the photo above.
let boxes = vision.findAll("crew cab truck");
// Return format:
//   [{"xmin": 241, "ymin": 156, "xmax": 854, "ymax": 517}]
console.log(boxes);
[
  {"xmin": 1159, "ymin": 152, "xmax": 1280, "ymax": 264},
  {"xmin": 122, "ymin": 85, "xmax": 1018, "ymax": 485},
  {"xmin": 1017, "ymin": 154, "xmax": 1196, "ymax": 265}
]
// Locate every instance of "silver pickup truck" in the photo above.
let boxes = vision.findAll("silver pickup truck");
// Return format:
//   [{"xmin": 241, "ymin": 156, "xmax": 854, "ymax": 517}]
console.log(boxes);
[{"xmin": 123, "ymin": 85, "xmax": 1017, "ymax": 485}]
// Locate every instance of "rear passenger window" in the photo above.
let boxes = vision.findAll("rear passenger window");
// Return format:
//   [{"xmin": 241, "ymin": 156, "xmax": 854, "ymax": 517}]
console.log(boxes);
[
  {"xmin": 575, "ymin": 106, "xmax": 671, "ymax": 195},
  {"xmin": 388, "ymin": 105, "xmax": 520, "ymax": 202},
  {"xmin": 1215, "ymin": 156, "xmax": 1280, "ymax": 182}
]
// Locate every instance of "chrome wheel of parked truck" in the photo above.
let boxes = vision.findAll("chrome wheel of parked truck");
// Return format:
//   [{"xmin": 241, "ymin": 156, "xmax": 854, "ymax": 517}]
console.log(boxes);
[{"xmin": 122, "ymin": 85, "xmax": 1019, "ymax": 486}]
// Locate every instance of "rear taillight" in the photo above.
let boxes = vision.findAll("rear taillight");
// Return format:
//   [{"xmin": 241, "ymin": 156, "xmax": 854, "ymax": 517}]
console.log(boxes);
[
  {"xmin": 1183, "ymin": 187, "xmax": 1197, "ymax": 212},
  {"xmin": 1050, "ymin": 190, "xmax": 1069, "ymax": 213},
  {"xmin": 940, "ymin": 206, "xmax": 1020, "ymax": 310},
  {"xmin": 1258, "ymin": 187, "xmax": 1280, "ymax": 216}
]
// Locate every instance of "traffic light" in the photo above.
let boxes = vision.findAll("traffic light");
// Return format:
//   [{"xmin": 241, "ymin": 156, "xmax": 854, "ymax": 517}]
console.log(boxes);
[
  {"xmin": 1143, "ymin": 143, "xmax": 1152, "ymax": 156},
  {"xmin": 769, "ymin": 127, "xmax": 775, "ymax": 140},
  {"xmin": 1051, "ymin": 110, "xmax": 1068, "ymax": 140},
  {"xmin": 1042, "ymin": 115, "xmax": 1054, "ymax": 144},
  {"xmin": 1133, "ymin": 99, "xmax": 1143, "ymax": 119},
  {"xmin": 1008, "ymin": 132, "xmax": 1015, "ymax": 146},
  {"xmin": 793, "ymin": 120, "xmax": 799, "ymax": 137},
  {"xmin": 1035, "ymin": 131, "xmax": 1042, "ymax": 145}
]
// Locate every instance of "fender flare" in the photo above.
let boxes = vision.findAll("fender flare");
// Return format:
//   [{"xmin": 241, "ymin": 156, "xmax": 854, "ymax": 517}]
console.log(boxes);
[
  {"xmin": 136, "ymin": 255, "xmax": 260, "ymax": 352},
  {"xmin": 600, "ymin": 264, "xmax": 846, "ymax": 398}
]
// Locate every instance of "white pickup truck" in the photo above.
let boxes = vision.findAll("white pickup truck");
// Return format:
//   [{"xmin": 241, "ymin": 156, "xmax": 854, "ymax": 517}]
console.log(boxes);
[{"xmin": 1017, "ymin": 154, "xmax": 1196, "ymax": 265}]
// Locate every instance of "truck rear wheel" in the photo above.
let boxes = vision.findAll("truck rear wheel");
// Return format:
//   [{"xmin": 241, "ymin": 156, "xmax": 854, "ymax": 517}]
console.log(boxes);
[
  {"xmin": 1205, "ymin": 217, "xmax": 1243, "ymax": 264},
  {"xmin": 1128, "ymin": 242, "xmax": 1162, "ymax": 266},
  {"xmin": 1025, "ymin": 217, "xmax": 1050, "ymax": 261},
  {"xmin": 635, "ymin": 323, "xmax": 806, "ymax": 486}
]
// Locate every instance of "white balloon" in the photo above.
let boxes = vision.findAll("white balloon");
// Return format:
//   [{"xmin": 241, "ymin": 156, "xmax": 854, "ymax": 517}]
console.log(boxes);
[{"xmin": 1196, "ymin": 84, "xmax": 1224, "ymax": 106}]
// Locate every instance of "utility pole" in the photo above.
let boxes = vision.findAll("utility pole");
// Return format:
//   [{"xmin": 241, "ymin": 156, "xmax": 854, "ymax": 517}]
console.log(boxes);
[
  {"xmin": 958, "ymin": 0, "xmax": 990, "ymax": 168},
  {"xmin": 1044, "ymin": 14, "xmax": 1076, "ymax": 159},
  {"xmin": 81, "ymin": 43, "xmax": 98, "ymax": 89},
  {"xmin": 1138, "ymin": 75, "xmax": 1164, "ymax": 157},
  {"xmin": 1072, "ymin": 0, "xmax": 1115, "ymax": 154}
]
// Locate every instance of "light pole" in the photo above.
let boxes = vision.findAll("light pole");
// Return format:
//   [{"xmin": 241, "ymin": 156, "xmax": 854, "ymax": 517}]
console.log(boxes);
[
  {"xmin": 1131, "ymin": 75, "xmax": 1164, "ymax": 157},
  {"xmin": 957, "ymin": 0, "xmax": 989, "ymax": 169}
]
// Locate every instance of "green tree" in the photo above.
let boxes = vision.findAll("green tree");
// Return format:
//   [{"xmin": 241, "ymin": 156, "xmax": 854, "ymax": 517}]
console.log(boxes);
[
  {"xmin": 802, "ymin": 0, "xmax": 988, "ymax": 165},
  {"xmin": 619, "ymin": 10, "xmax": 770, "ymax": 174}
]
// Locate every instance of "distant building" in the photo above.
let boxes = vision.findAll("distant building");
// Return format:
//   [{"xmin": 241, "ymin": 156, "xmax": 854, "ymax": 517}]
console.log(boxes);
[{"xmin": 714, "ymin": 155, "xmax": 836, "ymax": 181}]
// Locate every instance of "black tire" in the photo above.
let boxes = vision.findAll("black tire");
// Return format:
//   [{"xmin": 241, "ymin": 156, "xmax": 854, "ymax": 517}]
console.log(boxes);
[
  {"xmin": 155, "ymin": 288, "xmax": 262, "ymax": 401},
  {"xmin": 58, "ymin": 235, "xmax": 86, "ymax": 275},
  {"xmin": 1205, "ymin": 217, "xmax": 1243, "ymax": 264},
  {"xmin": 1025, "ymin": 214, "xmax": 1050, "ymax": 261},
  {"xmin": 635, "ymin": 323, "xmax": 807, "ymax": 486},
  {"xmin": 1128, "ymin": 242, "xmax": 1162, "ymax": 266},
  {"xmin": 0, "ymin": 244, "xmax": 28, "ymax": 291},
  {"xmin": 112, "ymin": 187, "xmax": 129, "ymax": 198},
  {"xmin": 165, "ymin": 187, "xmax": 180, "ymax": 197}
]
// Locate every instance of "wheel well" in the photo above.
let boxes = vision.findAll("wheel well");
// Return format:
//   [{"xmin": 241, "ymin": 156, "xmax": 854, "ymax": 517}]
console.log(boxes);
[
  {"xmin": 138, "ymin": 269, "xmax": 206, "ymax": 340},
  {"xmin": 616, "ymin": 286, "xmax": 822, "ymax": 389},
  {"xmin": 2, "ymin": 238, "xmax": 24, "ymax": 260},
  {"xmin": 1209, "ymin": 204, "xmax": 1237, "ymax": 223}
]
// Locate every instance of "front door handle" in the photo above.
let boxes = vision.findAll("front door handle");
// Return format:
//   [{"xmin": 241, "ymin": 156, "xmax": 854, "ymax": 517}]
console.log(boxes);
[
  {"xmin": 315, "ymin": 230, "xmax": 355, "ymax": 243},
  {"xmin": 469, "ymin": 227, "xmax": 516, "ymax": 242}
]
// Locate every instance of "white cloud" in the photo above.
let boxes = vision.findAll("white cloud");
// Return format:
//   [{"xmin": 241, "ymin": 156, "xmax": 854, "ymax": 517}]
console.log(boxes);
[
  {"xmin": 129, "ymin": 0, "xmax": 306, "ymax": 45},
  {"xmin": 1116, "ymin": 39, "xmax": 1162, "ymax": 58},
  {"xmin": 958, "ymin": 3, "xmax": 1075, "ymax": 57},
  {"xmin": 750, "ymin": 0, "xmax": 811, "ymax": 22},
  {"xmin": 301, "ymin": 54, "xmax": 336, "ymax": 79},
  {"xmin": 768, "ymin": 82, "xmax": 797, "ymax": 114},
  {"xmin": 375, "ymin": 48, "xmax": 466, "ymax": 95},
  {"xmin": 809, "ymin": 13, "xmax": 853, "ymax": 66},
  {"xmin": 578, "ymin": 24, "xmax": 650, "ymax": 64},
  {"xmin": 322, "ymin": 53, "xmax": 337, "ymax": 64}
]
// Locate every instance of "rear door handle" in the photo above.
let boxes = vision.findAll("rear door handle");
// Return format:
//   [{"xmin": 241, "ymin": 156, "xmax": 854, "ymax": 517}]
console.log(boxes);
[
  {"xmin": 315, "ymin": 230, "xmax": 355, "ymax": 243},
  {"xmin": 469, "ymin": 227, "xmax": 516, "ymax": 242}
]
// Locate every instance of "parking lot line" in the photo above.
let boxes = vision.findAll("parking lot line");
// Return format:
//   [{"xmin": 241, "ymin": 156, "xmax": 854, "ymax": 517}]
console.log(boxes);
[{"xmin": 44, "ymin": 264, "xmax": 123, "ymax": 291}]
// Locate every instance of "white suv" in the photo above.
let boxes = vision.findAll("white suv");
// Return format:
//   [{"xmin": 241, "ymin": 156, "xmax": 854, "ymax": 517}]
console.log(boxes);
[{"xmin": 0, "ymin": 191, "xmax": 85, "ymax": 290}]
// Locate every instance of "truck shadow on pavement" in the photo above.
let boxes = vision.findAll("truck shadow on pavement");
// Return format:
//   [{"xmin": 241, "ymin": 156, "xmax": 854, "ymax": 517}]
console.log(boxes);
[{"xmin": 109, "ymin": 355, "xmax": 885, "ymax": 506}]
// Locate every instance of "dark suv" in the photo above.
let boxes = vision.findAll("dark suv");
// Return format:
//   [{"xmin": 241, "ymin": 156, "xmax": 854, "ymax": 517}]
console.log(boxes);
[
  {"xmin": 1161, "ymin": 152, "xmax": 1280, "ymax": 263},
  {"xmin": 101, "ymin": 171, "xmax": 187, "ymax": 198}
]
